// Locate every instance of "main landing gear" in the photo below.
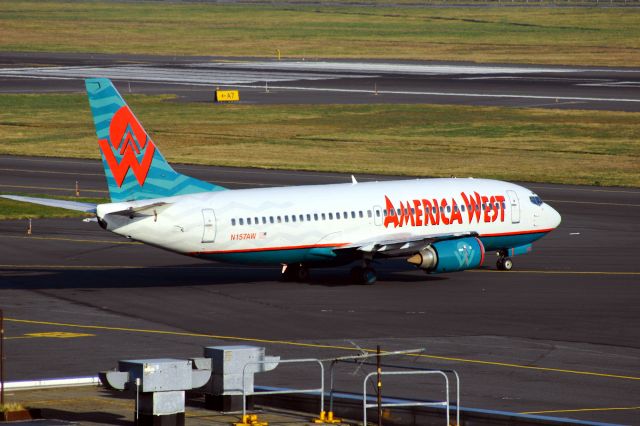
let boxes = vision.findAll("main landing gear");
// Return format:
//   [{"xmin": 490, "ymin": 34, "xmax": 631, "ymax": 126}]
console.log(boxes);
[
  {"xmin": 496, "ymin": 250, "xmax": 513, "ymax": 271},
  {"xmin": 281, "ymin": 263, "xmax": 310, "ymax": 282},
  {"xmin": 350, "ymin": 257, "xmax": 377, "ymax": 285}
]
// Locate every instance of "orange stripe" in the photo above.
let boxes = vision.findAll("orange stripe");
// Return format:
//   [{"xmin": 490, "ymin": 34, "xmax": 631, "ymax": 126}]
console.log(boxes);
[
  {"xmin": 480, "ymin": 228, "xmax": 554, "ymax": 237},
  {"xmin": 192, "ymin": 242, "xmax": 349, "ymax": 255}
]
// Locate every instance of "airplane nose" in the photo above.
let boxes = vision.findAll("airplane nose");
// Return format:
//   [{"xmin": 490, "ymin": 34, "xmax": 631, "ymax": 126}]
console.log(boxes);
[{"xmin": 547, "ymin": 204, "xmax": 562, "ymax": 229}]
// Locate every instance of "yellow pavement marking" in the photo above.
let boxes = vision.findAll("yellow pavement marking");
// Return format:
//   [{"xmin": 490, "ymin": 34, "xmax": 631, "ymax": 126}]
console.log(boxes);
[
  {"xmin": 469, "ymin": 270, "xmax": 640, "ymax": 276},
  {"xmin": 0, "ymin": 264, "xmax": 141, "ymax": 270},
  {"xmin": 0, "ymin": 184, "xmax": 107, "ymax": 193},
  {"xmin": 0, "ymin": 235, "xmax": 140, "ymax": 245},
  {"xmin": 6, "ymin": 318, "xmax": 640, "ymax": 382},
  {"xmin": 6, "ymin": 331, "xmax": 94, "ymax": 339},
  {"xmin": 0, "ymin": 167, "xmax": 103, "ymax": 177},
  {"xmin": 0, "ymin": 264, "xmax": 275, "ymax": 270},
  {"xmin": 24, "ymin": 332, "xmax": 95, "ymax": 338},
  {"xmin": 545, "ymin": 199, "xmax": 640, "ymax": 207},
  {"xmin": 521, "ymin": 406, "xmax": 640, "ymax": 415}
]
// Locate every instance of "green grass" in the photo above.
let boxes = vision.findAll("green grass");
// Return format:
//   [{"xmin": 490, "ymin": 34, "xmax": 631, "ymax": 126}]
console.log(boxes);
[
  {"xmin": 1, "ymin": 1, "xmax": 640, "ymax": 66},
  {"xmin": 0, "ymin": 194, "xmax": 106, "ymax": 220},
  {"xmin": 0, "ymin": 93, "xmax": 639, "ymax": 189}
]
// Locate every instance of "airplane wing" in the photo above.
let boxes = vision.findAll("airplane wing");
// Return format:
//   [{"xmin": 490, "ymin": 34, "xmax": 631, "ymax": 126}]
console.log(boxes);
[
  {"xmin": 1, "ymin": 195, "xmax": 97, "ymax": 213},
  {"xmin": 335, "ymin": 231, "xmax": 478, "ymax": 257}
]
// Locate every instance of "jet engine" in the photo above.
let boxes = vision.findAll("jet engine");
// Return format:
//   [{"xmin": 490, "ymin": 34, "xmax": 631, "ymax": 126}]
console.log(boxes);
[{"xmin": 407, "ymin": 237, "xmax": 485, "ymax": 273}]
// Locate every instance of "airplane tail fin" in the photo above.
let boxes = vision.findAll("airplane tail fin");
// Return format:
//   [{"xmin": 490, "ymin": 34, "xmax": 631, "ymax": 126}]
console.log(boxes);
[{"xmin": 85, "ymin": 78, "xmax": 225, "ymax": 202}]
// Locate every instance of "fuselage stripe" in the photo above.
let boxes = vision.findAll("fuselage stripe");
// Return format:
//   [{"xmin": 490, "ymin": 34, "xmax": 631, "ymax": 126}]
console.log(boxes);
[{"xmin": 192, "ymin": 242, "xmax": 348, "ymax": 256}]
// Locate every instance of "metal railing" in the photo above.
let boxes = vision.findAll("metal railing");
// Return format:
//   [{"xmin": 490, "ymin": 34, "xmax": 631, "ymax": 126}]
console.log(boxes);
[
  {"xmin": 241, "ymin": 358, "xmax": 324, "ymax": 420},
  {"xmin": 362, "ymin": 370, "xmax": 454, "ymax": 426}
]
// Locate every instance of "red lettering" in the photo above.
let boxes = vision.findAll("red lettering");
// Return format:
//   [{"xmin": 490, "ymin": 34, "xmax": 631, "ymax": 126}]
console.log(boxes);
[
  {"xmin": 495, "ymin": 195, "xmax": 506, "ymax": 222},
  {"xmin": 413, "ymin": 200, "xmax": 423, "ymax": 226},
  {"xmin": 450, "ymin": 199, "xmax": 463, "ymax": 224},
  {"xmin": 461, "ymin": 192, "xmax": 482, "ymax": 223},
  {"xmin": 481, "ymin": 195, "xmax": 491, "ymax": 223},
  {"xmin": 440, "ymin": 198, "xmax": 450, "ymax": 225},
  {"xmin": 384, "ymin": 196, "xmax": 399, "ymax": 228}
]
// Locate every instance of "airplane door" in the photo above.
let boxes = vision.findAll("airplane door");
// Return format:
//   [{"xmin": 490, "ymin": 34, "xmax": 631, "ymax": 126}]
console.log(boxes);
[
  {"xmin": 373, "ymin": 205, "xmax": 383, "ymax": 226},
  {"xmin": 507, "ymin": 190, "xmax": 520, "ymax": 224},
  {"xmin": 202, "ymin": 209, "xmax": 216, "ymax": 243}
]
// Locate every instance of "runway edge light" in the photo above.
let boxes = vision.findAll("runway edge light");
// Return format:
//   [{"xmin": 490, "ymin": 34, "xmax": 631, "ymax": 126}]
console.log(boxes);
[{"xmin": 215, "ymin": 89, "xmax": 240, "ymax": 102}]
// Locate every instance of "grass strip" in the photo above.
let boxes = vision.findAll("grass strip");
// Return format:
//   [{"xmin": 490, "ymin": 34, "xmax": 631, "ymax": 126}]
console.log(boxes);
[
  {"xmin": 0, "ymin": 194, "xmax": 106, "ymax": 220},
  {"xmin": 0, "ymin": 93, "xmax": 639, "ymax": 188},
  {"xmin": 1, "ymin": 1, "xmax": 640, "ymax": 66}
]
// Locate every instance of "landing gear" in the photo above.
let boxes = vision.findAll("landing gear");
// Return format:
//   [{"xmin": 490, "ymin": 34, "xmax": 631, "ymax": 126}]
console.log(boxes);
[
  {"xmin": 496, "ymin": 251, "xmax": 513, "ymax": 271},
  {"xmin": 281, "ymin": 263, "xmax": 310, "ymax": 282},
  {"xmin": 350, "ymin": 265, "xmax": 377, "ymax": 285}
]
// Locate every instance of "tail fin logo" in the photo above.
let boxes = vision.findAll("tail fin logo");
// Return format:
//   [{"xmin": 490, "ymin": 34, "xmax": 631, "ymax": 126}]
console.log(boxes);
[{"xmin": 98, "ymin": 106, "xmax": 156, "ymax": 187}]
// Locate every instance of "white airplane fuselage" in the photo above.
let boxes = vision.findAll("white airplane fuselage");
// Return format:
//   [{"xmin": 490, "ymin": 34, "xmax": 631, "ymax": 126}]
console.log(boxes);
[{"xmin": 97, "ymin": 177, "xmax": 561, "ymax": 267}]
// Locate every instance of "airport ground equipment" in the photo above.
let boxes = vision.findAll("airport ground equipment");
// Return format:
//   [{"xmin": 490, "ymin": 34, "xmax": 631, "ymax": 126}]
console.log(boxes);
[
  {"xmin": 204, "ymin": 345, "xmax": 279, "ymax": 412},
  {"xmin": 99, "ymin": 358, "xmax": 212, "ymax": 426}
]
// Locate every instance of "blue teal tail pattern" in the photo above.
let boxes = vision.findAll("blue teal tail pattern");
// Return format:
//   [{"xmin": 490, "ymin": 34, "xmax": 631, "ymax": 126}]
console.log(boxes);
[{"xmin": 85, "ymin": 78, "xmax": 226, "ymax": 202}]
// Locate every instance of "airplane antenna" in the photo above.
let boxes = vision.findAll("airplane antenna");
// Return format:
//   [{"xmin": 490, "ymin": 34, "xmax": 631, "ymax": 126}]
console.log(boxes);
[{"xmin": 351, "ymin": 175, "xmax": 358, "ymax": 184}]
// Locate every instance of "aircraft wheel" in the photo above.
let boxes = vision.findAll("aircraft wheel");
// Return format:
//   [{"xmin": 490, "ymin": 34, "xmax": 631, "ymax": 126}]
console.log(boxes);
[
  {"xmin": 296, "ymin": 265, "xmax": 310, "ymax": 282},
  {"xmin": 497, "ymin": 257, "xmax": 513, "ymax": 271},
  {"xmin": 361, "ymin": 267, "xmax": 377, "ymax": 285}
]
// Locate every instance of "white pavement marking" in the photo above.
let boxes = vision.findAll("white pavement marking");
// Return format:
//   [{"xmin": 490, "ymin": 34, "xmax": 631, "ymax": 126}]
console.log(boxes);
[
  {"xmin": 0, "ymin": 64, "xmax": 371, "ymax": 84},
  {"xmin": 206, "ymin": 61, "xmax": 584, "ymax": 75}
]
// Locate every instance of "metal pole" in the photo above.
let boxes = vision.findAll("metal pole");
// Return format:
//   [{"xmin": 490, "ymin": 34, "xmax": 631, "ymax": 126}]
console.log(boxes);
[
  {"xmin": 135, "ymin": 377, "xmax": 140, "ymax": 424},
  {"xmin": 376, "ymin": 345, "xmax": 382, "ymax": 426},
  {"xmin": 0, "ymin": 309, "xmax": 4, "ymax": 407}
]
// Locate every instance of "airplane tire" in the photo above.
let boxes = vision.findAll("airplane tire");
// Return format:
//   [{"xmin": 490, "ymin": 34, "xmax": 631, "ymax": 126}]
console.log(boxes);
[
  {"xmin": 296, "ymin": 266, "xmax": 310, "ymax": 282},
  {"xmin": 362, "ymin": 267, "xmax": 377, "ymax": 285},
  {"xmin": 502, "ymin": 258, "xmax": 513, "ymax": 271},
  {"xmin": 497, "ymin": 257, "xmax": 513, "ymax": 271}
]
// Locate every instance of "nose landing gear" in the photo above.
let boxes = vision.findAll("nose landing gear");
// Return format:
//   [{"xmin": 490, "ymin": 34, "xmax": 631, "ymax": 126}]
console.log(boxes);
[{"xmin": 496, "ymin": 250, "xmax": 513, "ymax": 271}]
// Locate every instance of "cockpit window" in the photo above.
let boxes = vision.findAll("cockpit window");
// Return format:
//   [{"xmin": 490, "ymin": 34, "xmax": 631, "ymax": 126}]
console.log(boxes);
[{"xmin": 529, "ymin": 195, "xmax": 543, "ymax": 206}]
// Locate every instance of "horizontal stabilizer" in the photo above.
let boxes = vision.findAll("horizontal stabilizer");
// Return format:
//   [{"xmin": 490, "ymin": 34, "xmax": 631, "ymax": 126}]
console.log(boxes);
[
  {"xmin": 106, "ymin": 202, "xmax": 171, "ymax": 218},
  {"xmin": 1, "ymin": 195, "xmax": 96, "ymax": 213}
]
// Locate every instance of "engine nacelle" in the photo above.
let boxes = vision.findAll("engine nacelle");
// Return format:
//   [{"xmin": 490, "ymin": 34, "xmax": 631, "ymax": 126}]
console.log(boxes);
[{"xmin": 407, "ymin": 237, "xmax": 485, "ymax": 273}]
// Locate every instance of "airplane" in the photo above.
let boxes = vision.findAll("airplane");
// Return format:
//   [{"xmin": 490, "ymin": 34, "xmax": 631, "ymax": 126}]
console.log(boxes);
[{"xmin": 2, "ymin": 78, "xmax": 561, "ymax": 284}]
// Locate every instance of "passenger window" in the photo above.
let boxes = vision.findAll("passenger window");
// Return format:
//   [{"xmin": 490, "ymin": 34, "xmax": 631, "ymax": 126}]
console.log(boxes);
[
  {"xmin": 239, "ymin": 218, "xmax": 244, "ymax": 225},
  {"xmin": 383, "ymin": 210, "xmax": 388, "ymax": 217},
  {"xmin": 321, "ymin": 213, "xmax": 326, "ymax": 220},
  {"xmin": 461, "ymin": 205, "xmax": 466, "ymax": 212},
  {"xmin": 454, "ymin": 206, "xmax": 458, "ymax": 212},
  {"xmin": 292, "ymin": 215, "xmax": 296, "ymax": 222},
  {"xmin": 329, "ymin": 213, "xmax": 333, "ymax": 220},
  {"xmin": 247, "ymin": 218, "xmax": 252, "ymax": 225},
  {"xmin": 397, "ymin": 209, "xmax": 401, "ymax": 216},
  {"xmin": 306, "ymin": 214, "xmax": 311, "ymax": 221},
  {"xmin": 446, "ymin": 206, "xmax": 451, "ymax": 213},
  {"xmin": 299, "ymin": 214, "xmax": 304, "ymax": 222},
  {"xmin": 336, "ymin": 212, "xmax": 341, "ymax": 219},
  {"xmin": 277, "ymin": 216, "xmax": 282, "ymax": 223},
  {"xmin": 262, "ymin": 217, "xmax": 267, "ymax": 224},
  {"xmin": 285, "ymin": 216, "xmax": 289, "ymax": 223},
  {"xmin": 367, "ymin": 210, "xmax": 372, "ymax": 218},
  {"xmin": 359, "ymin": 211, "xmax": 363, "ymax": 218},
  {"xmin": 375, "ymin": 210, "xmax": 381, "ymax": 217},
  {"xmin": 231, "ymin": 218, "xmax": 236, "ymax": 226},
  {"xmin": 314, "ymin": 213, "xmax": 319, "ymax": 221},
  {"xmin": 269, "ymin": 216, "xmax": 274, "ymax": 224}
]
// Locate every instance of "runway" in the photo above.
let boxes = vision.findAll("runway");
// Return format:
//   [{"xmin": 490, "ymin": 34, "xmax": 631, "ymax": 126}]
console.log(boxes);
[
  {"xmin": 2, "ymin": 52, "xmax": 640, "ymax": 110},
  {"xmin": 0, "ymin": 155, "xmax": 639, "ymax": 425}
]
